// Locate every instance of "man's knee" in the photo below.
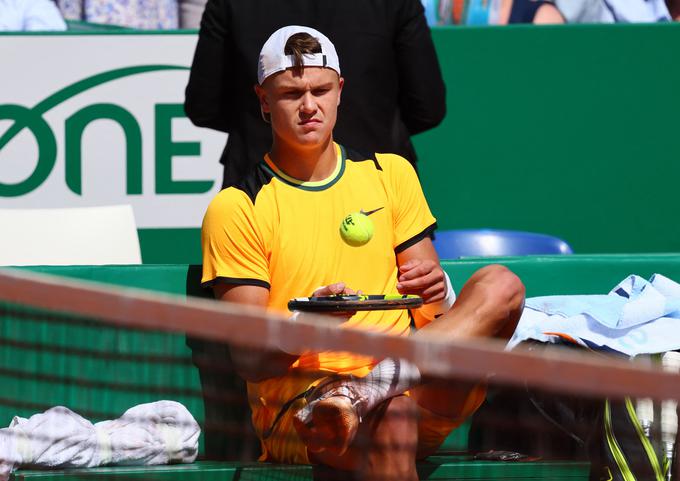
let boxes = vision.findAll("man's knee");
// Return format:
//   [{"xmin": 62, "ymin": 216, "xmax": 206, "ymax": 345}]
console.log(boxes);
[
  {"xmin": 463, "ymin": 264, "xmax": 525, "ymax": 337},
  {"xmin": 475, "ymin": 264, "xmax": 525, "ymax": 311}
]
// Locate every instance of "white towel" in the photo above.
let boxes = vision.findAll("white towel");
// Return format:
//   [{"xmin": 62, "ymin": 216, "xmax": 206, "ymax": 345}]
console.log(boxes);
[{"xmin": 0, "ymin": 400, "xmax": 199, "ymax": 480}]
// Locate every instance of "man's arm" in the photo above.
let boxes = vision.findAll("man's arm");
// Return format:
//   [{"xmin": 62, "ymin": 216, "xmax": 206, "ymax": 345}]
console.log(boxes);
[
  {"xmin": 396, "ymin": 237, "xmax": 453, "ymax": 328},
  {"xmin": 394, "ymin": 0, "xmax": 446, "ymax": 136},
  {"xmin": 213, "ymin": 283, "xmax": 298, "ymax": 383},
  {"xmin": 669, "ymin": 0, "xmax": 680, "ymax": 20},
  {"xmin": 184, "ymin": 0, "xmax": 232, "ymax": 132}
]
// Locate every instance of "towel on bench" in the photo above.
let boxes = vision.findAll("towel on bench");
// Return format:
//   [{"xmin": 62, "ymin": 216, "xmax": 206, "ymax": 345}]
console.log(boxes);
[
  {"xmin": 0, "ymin": 400, "xmax": 199, "ymax": 480},
  {"xmin": 510, "ymin": 273, "xmax": 680, "ymax": 356}
]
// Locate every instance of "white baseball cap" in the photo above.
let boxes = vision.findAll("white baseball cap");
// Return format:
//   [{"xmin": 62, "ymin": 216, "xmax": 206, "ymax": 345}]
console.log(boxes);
[{"xmin": 257, "ymin": 25, "xmax": 341, "ymax": 85}]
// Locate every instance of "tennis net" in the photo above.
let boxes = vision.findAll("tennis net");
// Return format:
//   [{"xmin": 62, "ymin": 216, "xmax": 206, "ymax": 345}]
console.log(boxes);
[{"xmin": 0, "ymin": 266, "xmax": 678, "ymax": 480}]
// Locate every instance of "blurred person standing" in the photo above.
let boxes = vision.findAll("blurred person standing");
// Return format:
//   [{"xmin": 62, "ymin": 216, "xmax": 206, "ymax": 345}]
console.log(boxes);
[
  {"xmin": 184, "ymin": 0, "xmax": 446, "ymax": 188},
  {"xmin": 179, "ymin": 0, "xmax": 205, "ymax": 28},
  {"xmin": 0, "ymin": 0, "xmax": 66, "ymax": 30},
  {"xmin": 462, "ymin": 0, "xmax": 564, "ymax": 25},
  {"xmin": 500, "ymin": 0, "xmax": 564, "ymax": 23},
  {"xmin": 554, "ymin": 0, "xmax": 670, "ymax": 22},
  {"xmin": 57, "ymin": 0, "xmax": 178, "ymax": 29}
]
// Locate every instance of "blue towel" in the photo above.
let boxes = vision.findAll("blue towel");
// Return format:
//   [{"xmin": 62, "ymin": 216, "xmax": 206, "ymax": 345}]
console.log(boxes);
[{"xmin": 510, "ymin": 274, "xmax": 680, "ymax": 356}]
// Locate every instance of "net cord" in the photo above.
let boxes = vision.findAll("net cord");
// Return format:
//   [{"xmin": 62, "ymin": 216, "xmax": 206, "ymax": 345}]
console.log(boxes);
[{"xmin": 0, "ymin": 267, "xmax": 679, "ymax": 402}]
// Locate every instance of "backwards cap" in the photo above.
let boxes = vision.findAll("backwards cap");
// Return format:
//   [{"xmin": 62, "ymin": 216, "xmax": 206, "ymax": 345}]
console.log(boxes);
[{"xmin": 257, "ymin": 25, "xmax": 341, "ymax": 85}]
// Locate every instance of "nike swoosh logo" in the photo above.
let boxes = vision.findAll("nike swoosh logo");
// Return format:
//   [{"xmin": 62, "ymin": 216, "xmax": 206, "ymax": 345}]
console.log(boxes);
[{"xmin": 360, "ymin": 207, "xmax": 384, "ymax": 216}]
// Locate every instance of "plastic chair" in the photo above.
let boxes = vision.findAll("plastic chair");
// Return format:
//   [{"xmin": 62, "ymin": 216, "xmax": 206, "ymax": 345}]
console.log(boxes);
[
  {"xmin": 432, "ymin": 228, "xmax": 573, "ymax": 259},
  {"xmin": 0, "ymin": 205, "xmax": 142, "ymax": 265}
]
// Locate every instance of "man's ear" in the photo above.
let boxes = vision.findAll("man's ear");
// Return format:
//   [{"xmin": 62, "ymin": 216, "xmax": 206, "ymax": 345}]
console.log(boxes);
[
  {"xmin": 337, "ymin": 77, "xmax": 344, "ymax": 106},
  {"xmin": 254, "ymin": 84, "xmax": 269, "ymax": 113},
  {"xmin": 254, "ymin": 84, "xmax": 271, "ymax": 123}
]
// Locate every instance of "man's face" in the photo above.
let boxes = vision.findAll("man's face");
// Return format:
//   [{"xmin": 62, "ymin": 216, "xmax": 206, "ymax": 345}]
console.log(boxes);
[{"xmin": 256, "ymin": 67, "xmax": 343, "ymax": 149}]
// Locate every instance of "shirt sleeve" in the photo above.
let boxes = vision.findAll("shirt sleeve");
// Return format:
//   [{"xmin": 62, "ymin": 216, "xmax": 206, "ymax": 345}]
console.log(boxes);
[
  {"xmin": 201, "ymin": 189, "xmax": 270, "ymax": 289},
  {"xmin": 381, "ymin": 154, "xmax": 437, "ymax": 253}
]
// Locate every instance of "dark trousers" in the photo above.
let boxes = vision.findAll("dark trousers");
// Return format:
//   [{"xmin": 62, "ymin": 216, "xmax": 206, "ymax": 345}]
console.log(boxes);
[{"xmin": 188, "ymin": 338, "xmax": 260, "ymax": 461}]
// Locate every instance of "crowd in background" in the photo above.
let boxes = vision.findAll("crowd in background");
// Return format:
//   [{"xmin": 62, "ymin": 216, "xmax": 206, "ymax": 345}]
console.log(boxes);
[
  {"xmin": 425, "ymin": 0, "xmax": 679, "ymax": 25},
  {"xmin": 1, "ymin": 0, "xmax": 680, "ymax": 31}
]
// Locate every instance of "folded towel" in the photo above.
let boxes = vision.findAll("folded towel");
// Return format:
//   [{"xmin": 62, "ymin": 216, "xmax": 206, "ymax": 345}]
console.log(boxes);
[{"xmin": 0, "ymin": 400, "xmax": 199, "ymax": 480}]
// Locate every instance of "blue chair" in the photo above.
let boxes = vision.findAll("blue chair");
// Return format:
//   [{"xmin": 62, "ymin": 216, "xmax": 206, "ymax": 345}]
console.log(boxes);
[{"xmin": 432, "ymin": 228, "xmax": 573, "ymax": 259}]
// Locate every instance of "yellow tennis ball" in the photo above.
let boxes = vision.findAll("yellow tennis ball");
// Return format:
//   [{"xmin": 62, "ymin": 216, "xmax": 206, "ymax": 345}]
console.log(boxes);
[{"xmin": 339, "ymin": 212, "xmax": 374, "ymax": 247}]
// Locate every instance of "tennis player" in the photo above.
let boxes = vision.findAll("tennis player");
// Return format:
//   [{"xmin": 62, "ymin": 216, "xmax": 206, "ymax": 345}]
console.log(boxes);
[{"xmin": 201, "ymin": 25, "xmax": 525, "ymax": 480}]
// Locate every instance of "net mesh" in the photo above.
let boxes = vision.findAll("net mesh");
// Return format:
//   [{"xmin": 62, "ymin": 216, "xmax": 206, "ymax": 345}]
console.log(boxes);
[{"xmin": 0, "ymin": 267, "xmax": 679, "ymax": 481}]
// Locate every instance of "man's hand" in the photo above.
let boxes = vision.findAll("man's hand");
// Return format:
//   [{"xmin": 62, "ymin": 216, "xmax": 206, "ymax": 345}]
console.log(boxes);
[
  {"xmin": 312, "ymin": 282, "xmax": 360, "ymax": 297},
  {"xmin": 311, "ymin": 282, "xmax": 361, "ymax": 320},
  {"xmin": 396, "ymin": 259, "xmax": 446, "ymax": 304}
]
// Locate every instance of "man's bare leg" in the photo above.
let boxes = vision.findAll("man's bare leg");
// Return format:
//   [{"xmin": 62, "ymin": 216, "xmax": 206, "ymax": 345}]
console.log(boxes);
[
  {"xmin": 294, "ymin": 357, "xmax": 421, "ymax": 456},
  {"xmin": 301, "ymin": 395, "xmax": 420, "ymax": 481},
  {"xmin": 295, "ymin": 394, "xmax": 360, "ymax": 456},
  {"xmin": 410, "ymin": 264, "xmax": 525, "ymax": 456}
]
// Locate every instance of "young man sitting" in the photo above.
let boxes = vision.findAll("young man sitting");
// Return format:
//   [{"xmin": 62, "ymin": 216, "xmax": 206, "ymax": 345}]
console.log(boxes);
[{"xmin": 201, "ymin": 25, "xmax": 525, "ymax": 480}]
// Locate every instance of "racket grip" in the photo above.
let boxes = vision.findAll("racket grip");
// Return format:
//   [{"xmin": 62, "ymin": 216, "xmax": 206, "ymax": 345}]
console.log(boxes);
[
  {"xmin": 661, "ymin": 352, "xmax": 680, "ymax": 447},
  {"xmin": 634, "ymin": 355, "xmax": 655, "ymax": 438},
  {"xmin": 637, "ymin": 397, "xmax": 654, "ymax": 438}
]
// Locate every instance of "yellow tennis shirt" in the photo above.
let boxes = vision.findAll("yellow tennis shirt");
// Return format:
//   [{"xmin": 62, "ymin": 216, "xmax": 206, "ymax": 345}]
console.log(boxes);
[{"xmin": 201, "ymin": 143, "xmax": 436, "ymax": 446}]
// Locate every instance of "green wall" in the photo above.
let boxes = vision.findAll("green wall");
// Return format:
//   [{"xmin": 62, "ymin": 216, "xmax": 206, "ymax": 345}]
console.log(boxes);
[
  {"xmin": 415, "ymin": 23, "xmax": 680, "ymax": 254},
  {"xmin": 139, "ymin": 228, "xmax": 202, "ymax": 264},
  {"xmin": 144, "ymin": 23, "xmax": 680, "ymax": 264}
]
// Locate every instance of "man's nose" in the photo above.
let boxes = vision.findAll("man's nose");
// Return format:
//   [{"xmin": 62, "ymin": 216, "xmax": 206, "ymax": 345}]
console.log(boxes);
[{"xmin": 300, "ymin": 91, "xmax": 316, "ymax": 114}]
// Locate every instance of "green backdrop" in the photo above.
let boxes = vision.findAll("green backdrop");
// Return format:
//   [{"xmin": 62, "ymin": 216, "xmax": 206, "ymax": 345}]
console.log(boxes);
[
  {"xmin": 415, "ymin": 22, "xmax": 680, "ymax": 255},
  {"xmin": 141, "ymin": 23, "xmax": 680, "ymax": 264}
]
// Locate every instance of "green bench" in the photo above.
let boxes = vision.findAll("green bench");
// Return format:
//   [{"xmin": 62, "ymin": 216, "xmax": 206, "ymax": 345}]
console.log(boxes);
[
  {"xmin": 12, "ymin": 457, "xmax": 587, "ymax": 481},
  {"xmin": 8, "ymin": 253, "xmax": 679, "ymax": 480}
]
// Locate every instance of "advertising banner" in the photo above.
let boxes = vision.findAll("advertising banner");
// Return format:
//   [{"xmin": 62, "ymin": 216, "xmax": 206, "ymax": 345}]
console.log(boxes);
[{"xmin": 0, "ymin": 33, "xmax": 225, "ymax": 237}]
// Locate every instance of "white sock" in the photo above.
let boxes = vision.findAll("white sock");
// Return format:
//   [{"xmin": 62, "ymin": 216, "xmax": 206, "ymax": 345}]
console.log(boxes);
[{"xmin": 353, "ymin": 357, "xmax": 421, "ymax": 419}]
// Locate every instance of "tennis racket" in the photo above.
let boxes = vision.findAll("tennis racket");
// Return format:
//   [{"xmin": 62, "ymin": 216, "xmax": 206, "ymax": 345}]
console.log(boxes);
[{"xmin": 288, "ymin": 294, "xmax": 423, "ymax": 312}]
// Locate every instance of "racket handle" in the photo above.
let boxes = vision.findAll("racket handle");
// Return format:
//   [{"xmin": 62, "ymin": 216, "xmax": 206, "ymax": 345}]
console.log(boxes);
[
  {"xmin": 637, "ymin": 397, "xmax": 654, "ymax": 438},
  {"xmin": 634, "ymin": 355, "xmax": 655, "ymax": 438},
  {"xmin": 662, "ymin": 397, "xmax": 679, "ymax": 445},
  {"xmin": 662, "ymin": 351, "xmax": 680, "ymax": 479}
]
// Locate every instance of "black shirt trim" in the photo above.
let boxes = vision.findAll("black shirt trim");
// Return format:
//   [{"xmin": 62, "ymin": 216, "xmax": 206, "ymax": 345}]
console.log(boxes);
[
  {"xmin": 233, "ymin": 163, "xmax": 276, "ymax": 204},
  {"xmin": 394, "ymin": 223, "xmax": 437, "ymax": 254},
  {"xmin": 201, "ymin": 276, "xmax": 271, "ymax": 290},
  {"xmin": 344, "ymin": 146, "xmax": 382, "ymax": 171}
]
